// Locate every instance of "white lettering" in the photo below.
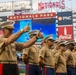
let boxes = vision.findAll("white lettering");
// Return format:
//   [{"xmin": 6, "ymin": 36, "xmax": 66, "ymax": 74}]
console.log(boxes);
[
  {"xmin": 59, "ymin": 34, "xmax": 72, "ymax": 40},
  {"xmin": 63, "ymin": 16, "xmax": 71, "ymax": 20}
]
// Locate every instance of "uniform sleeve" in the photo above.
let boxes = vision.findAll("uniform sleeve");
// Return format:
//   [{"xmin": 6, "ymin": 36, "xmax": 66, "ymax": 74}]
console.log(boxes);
[
  {"xmin": 64, "ymin": 51, "xmax": 71, "ymax": 61},
  {"xmin": 0, "ymin": 38, "xmax": 4, "ymax": 48},
  {"xmin": 39, "ymin": 47, "xmax": 46, "ymax": 59},
  {"xmin": 15, "ymin": 42, "xmax": 24, "ymax": 51},
  {"xmin": 54, "ymin": 53, "xmax": 60, "ymax": 65},
  {"xmin": 23, "ymin": 48, "xmax": 30, "ymax": 55}
]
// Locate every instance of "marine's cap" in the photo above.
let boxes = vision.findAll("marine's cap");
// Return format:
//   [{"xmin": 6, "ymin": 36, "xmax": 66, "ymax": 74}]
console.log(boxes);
[
  {"xmin": 58, "ymin": 41, "xmax": 67, "ymax": 46},
  {"xmin": 41, "ymin": 38, "xmax": 46, "ymax": 43},
  {"xmin": 54, "ymin": 38, "xmax": 60, "ymax": 43},
  {"xmin": 45, "ymin": 35, "xmax": 55, "ymax": 42},
  {"xmin": 66, "ymin": 40, "xmax": 75, "ymax": 46},
  {"xmin": 0, "ymin": 21, "xmax": 14, "ymax": 29},
  {"xmin": 28, "ymin": 30, "xmax": 39, "ymax": 35}
]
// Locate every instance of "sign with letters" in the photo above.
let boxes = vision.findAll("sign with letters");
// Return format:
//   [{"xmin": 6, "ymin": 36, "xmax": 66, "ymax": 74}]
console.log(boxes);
[
  {"xmin": 58, "ymin": 26, "xmax": 73, "ymax": 40},
  {"xmin": 57, "ymin": 11, "xmax": 73, "ymax": 25},
  {"xmin": 38, "ymin": 0, "xmax": 65, "ymax": 11}
]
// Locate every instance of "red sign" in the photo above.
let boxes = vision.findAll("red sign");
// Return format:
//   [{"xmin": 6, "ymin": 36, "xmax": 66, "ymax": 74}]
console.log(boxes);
[
  {"xmin": 38, "ymin": 0, "xmax": 65, "ymax": 11},
  {"xmin": 58, "ymin": 26, "xmax": 73, "ymax": 40},
  {"xmin": 8, "ymin": 12, "xmax": 56, "ymax": 20}
]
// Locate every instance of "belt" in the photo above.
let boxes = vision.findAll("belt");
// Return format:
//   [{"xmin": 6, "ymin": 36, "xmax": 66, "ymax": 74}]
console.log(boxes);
[
  {"xmin": 43, "ymin": 65, "xmax": 55, "ymax": 68},
  {"xmin": 28, "ymin": 63, "xmax": 39, "ymax": 66},
  {"xmin": 0, "ymin": 61, "xmax": 17, "ymax": 64},
  {"xmin": 67, "ymin": 65, "xmax": 76, "ymax": 68}
]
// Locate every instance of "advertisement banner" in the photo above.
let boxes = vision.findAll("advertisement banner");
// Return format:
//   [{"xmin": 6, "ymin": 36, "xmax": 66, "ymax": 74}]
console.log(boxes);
[
  {"xmin": 0, "ymin": 1, "xmax": 32, "ymax": 11},
  {"xmin": 8, "ymin": 12, "xmax": 56, "ymax": 20},
  {"xmin": 58, "ymin": 26, "xmax": 73, "ymax": 40},
  {"xmin": 38, "ymin": 0, "xmax": 65, "ymax": 11},
  {"xmin": 57, "ymin": 11, "xmax": 73, "ymax": 25}
]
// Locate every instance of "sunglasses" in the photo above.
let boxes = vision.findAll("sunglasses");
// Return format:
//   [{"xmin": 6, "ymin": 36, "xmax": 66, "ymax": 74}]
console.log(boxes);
[
  {"xmin": 31, "ymin": 34, "xmax": 37, "ymax": 36},
  {"xmin": 48, "ymin": 39, "xmax": 54, "ymax": 42},
  {"xmin": 60, "ymin": 44, "xmax": 66, "ymax": 47}
]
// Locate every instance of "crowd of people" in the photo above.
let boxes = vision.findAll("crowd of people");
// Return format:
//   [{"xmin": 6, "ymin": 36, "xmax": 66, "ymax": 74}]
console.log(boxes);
[
  {"xmin": 22, "ymin": 33, "xmax": 76, "ymax": 75},
  {"xmin": 0, "ymin": 21, "xmax": 76, "ymax": 75}
]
